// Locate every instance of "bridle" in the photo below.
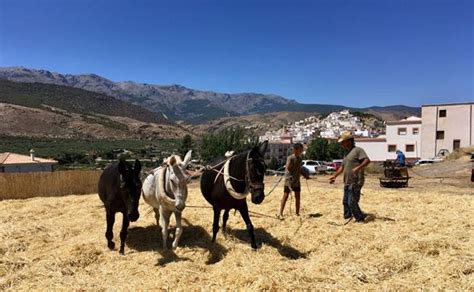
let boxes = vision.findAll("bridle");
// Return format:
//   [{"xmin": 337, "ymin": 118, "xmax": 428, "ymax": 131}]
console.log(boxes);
[
  {"xmin": 244, "ymin": 151, "xmax": 265, "ymax": 194},
  {"xmin": 208, "ymin": 150, "xmax": 266, "ymax": 198}
]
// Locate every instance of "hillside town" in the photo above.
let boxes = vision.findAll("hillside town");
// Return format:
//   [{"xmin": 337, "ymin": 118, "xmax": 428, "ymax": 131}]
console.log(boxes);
[
  {"xmin": 259, "ymin": 103, "xmax": 474, "ymax": 166},
  {"xmin": 259, "ymin": 110, "xmax": 374, "ymax": 144}
]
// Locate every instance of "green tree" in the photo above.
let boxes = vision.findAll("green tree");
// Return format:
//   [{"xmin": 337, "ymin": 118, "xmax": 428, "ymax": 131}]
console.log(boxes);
[
  {"xmin": 267, "ymin": 156, "xmax": 279, "ymax": 170},
  {"xmin": 305, "ymin": 138, "xmax": 345, "ymax": 161},
  {"xmin": 200, "ymin": 127, "xmax": 258, "ymax": 163},
  {"xmin": 305, "ymin": 137, "xmax": 329, "ymax": 161},
  {"xmin": 179, "ymin": 134, "xmax": 194, "ymax": 157},
  {"xmin": 327, "ymin": 141, "xmax": 345, "ymax": 160}
]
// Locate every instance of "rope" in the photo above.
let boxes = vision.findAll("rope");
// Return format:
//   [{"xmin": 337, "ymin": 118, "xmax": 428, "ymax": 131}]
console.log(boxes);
[
  {"xmin": 327, "ymin": 218, "xmax": 352, "ymax": 226},
  {"xmin": 265, "ymin": 175, "xmax": 284, "ymax": 197},
  {"xmin": 184, "ymin": 205, "xmax": 280, "ymax": 220},
  {"xmin": 209, "ymin": 165, "xmax": 246, "ymax": 182}
]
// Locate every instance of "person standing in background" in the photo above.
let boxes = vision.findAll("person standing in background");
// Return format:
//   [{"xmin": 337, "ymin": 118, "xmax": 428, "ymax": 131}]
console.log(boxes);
[{"xmin": 395, "ymin": 150, "xmax": 406, "ymax": 167}]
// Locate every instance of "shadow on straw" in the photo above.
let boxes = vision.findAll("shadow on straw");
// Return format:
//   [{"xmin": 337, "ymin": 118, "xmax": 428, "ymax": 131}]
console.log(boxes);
[
  {"xmin": 308, "ymin": 213, "xmax": 323, "ymax": 218},
  {"xmin": 229, "ymin": 227, "xmax": 307, "ymax": 260},
  {"xmin": 127, "ymin": 219, "xmax": 227, "ymax": 265}
]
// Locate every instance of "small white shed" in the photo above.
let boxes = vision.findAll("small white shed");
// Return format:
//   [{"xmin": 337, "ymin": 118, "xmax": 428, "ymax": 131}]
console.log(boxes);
[{"xmin": 0, "ymin": 150, "xmax": 58, "ymax": 173}]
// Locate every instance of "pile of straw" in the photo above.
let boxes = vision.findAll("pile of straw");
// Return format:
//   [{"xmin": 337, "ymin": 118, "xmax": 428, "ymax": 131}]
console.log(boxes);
[{"xmin": 0, "ymin": 175, "xmax": 472, "ymax": 289}]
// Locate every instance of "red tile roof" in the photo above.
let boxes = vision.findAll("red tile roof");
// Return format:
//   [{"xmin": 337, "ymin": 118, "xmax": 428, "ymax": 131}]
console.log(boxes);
[{"xmin": 0, "ymin": 153, "xmax": 57, "ymax": 165}]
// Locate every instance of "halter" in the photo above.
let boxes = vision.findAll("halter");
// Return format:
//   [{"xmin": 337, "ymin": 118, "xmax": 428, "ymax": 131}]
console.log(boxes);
[
  {"xmin": 213, "ymin": 151, "xmax": 265, "ymax": 200},
  {"xmin": 157, "ymin": 165, "xmax": 179, "ymax": 212}
]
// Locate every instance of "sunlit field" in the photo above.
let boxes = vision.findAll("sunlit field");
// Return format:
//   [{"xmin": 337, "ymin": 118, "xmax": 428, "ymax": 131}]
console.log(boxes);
[{"xmin": 1, "ymin": 175, "xmax": 472, "ymax": 290}]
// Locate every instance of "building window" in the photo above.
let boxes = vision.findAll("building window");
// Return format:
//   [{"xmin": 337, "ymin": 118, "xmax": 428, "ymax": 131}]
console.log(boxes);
[
  {"xmin": 406, "ymin": 144, "xmax": 415, "ymax": 152},
  {"xmin": 398, "ymin": 128, "xmax": 407, "ymax": 135},
  {"xmin": 412, "ymin": 128, "xmax": 419, "ymax": 135},
  {"xmin": 388, "ymin": 145, "xmax": 397, "ymax": 152},
  {"xmin": 453, "ymin": 139, "xmax": 461, "ymax": 151},
  {"xmin": 439, "ymin": 109, "xmax": 447, "ymax": 118},
  {"xmin": 436, "ymin": 131, "xmax": 445, "ymax": 140}
]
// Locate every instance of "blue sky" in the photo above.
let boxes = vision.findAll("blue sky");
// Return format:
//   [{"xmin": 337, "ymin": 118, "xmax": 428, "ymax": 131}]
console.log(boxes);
[{"xmin": 0, "ymin": 0, "xmax": 472, "ymax": 107}]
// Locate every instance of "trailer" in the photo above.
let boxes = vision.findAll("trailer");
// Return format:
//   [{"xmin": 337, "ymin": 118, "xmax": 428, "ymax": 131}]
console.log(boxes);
[{"xmin": 379, "ymin": 160, "xmax": 410, "ymax": 188}]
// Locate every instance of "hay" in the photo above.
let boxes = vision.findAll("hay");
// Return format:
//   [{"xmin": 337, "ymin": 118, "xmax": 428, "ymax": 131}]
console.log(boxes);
[
  {"xmin": 0, "ymin": 175, "xmax": 472, "ymax": 290},
  {"xmin": 0, "ymin": 170, "xmax": 101, "ymax": 200}
]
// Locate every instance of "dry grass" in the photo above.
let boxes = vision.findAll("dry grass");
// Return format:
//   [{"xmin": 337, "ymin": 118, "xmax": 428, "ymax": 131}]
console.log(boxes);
[
  {"xmin": 0, "ymin": 175, "xmax": 472, "ymax": 290},
  {"xmin": 0, "ymin": 170, "xmax": 101, "ymax": 200},
  {"xmin": 445, "ymin": 147, "xmax": 474, "ymax": 161}
]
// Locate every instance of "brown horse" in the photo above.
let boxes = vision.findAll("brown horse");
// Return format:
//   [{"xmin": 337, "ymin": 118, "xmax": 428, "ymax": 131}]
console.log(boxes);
[{"xmin": 98, "ymin": 159, "xmax": 142, "ymax": 255}]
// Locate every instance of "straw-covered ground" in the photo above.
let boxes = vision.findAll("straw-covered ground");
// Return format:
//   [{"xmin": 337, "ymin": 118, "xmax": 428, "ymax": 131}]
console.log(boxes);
[{"xmin": 1, "ymin": 172, "xmax": 473, "ymax": 289}]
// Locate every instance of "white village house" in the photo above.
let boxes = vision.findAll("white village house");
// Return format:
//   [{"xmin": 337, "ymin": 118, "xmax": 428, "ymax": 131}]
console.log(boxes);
[
  {"xmin": 0, "ymin": 150, "xmax": 57, "ymax": 173},
  {"xmin": 356, "ymin": 116, "xmax": 422, "ymax": 162}
]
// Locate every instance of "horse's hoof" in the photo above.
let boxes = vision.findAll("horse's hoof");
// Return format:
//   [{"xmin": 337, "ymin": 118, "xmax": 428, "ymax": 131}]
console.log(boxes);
[
  {"xmin": 119, "ymin": 249, "xmax": 125, "ymax": 255},
  {"xmin": 251, "ymin": 244, "xmax": 258, "ymax": 250},
  {"xmin": 107, "ymin": 241, "xmax": 115, "ymax": 250}
]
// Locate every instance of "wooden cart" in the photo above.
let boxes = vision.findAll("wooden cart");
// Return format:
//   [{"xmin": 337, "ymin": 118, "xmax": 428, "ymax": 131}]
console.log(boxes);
[{"xmin": 379, "ymin": 160, "xmax": 410, "ymax": 188}]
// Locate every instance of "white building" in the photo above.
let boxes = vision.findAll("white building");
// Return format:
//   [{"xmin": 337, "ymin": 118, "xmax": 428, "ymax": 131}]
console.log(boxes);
[
  {"xmin": 356, "ymin": 116, "xmax": 422, "ymax": 162},
  {"xmin": 420, "ymin": 102, "xmax": 474, "ymax": 159},
  {"xmin": 0, "ymin": 150, "xmax": 57, "ymax": 173}
]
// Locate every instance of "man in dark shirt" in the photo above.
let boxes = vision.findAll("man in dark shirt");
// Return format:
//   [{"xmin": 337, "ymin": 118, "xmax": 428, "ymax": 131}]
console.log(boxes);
[
  {"xmin": 278, "ymin": 143, "xmax": 309, "ymax": 218},
  {"xmin": 329, "ymin": 132, "xmax": 371, "ymax": 222}
]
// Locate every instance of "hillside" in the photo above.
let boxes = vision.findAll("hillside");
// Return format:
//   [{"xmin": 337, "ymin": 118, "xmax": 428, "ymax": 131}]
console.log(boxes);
[
  {"xmin": 0, "ymin": 80, "xmax": 194, "ymax": 139},
  {"xmin": 0, "ymin": 103, "xmax": 188, "ymax": 139},
  {"xmin": 0, "ymin": 79, "xmax": 170, "ymax": 124},
  {"xmin": 0, "ymin": 67, "xmax": 420, "ymax": 123}
]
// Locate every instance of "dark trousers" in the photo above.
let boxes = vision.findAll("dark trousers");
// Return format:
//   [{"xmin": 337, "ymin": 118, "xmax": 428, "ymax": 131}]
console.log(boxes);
[{"xmin": 343, "ymin": 185, "xmax": 365, "ymax": 221}]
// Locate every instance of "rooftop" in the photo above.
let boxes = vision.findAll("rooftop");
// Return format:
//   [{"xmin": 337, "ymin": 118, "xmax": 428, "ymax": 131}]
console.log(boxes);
[
  {"xmin": 421, "ymin": 102, "xmax": 473, "ymax": 107},
  {"xmin": 0, "ymin": 152, "xmax": 58, "ymax": 165}
]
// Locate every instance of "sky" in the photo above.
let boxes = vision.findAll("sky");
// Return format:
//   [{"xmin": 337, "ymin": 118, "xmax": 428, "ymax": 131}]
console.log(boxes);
[{"xmin": 0, "ymin": 0, "xmax": 472, "ymax": 107}]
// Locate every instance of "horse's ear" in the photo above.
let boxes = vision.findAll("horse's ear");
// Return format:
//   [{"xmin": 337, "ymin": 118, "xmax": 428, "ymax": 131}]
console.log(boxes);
[
  {"xmin": 168, "ymin": 156, "xmax": 177, "ymax": 166},
  {"xmin": 134, "ymin": 159, "xmax": 141, "ymax": 176},
  {"xmin": 183, "ymin": 150, "xmax": 192, "ymax": 167},
  {"xmin": 258, "ymin": 140, "xmax": 269, "ymax": 156},
  {"xmin": 118, "ymin": 159, "xmax": 128, "ymax": 176}
]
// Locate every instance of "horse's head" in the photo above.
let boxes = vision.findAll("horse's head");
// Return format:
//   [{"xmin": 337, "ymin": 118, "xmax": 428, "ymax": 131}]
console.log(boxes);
[
  {"xmin": 118, "ymin": 159, "xmax": 142, "ymax": 222},
  {"xmin": 247, "ymin": 141, "xmax": 268, "ymax": 204},
  {"xmin": 166, "ymin": 150, "xmax": 192, "ymax": 212}
]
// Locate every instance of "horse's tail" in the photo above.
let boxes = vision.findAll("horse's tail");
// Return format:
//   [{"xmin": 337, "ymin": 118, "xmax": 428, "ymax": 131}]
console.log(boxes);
[{"xmin": 200, "ymin": 168, "xmax": 218, "ymax": 205}]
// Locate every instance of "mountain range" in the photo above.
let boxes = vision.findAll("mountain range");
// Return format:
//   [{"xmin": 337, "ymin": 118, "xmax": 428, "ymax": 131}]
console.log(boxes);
[{"xmin": 0, "ymin": 67, "xmax": 420, "ymax": 123}]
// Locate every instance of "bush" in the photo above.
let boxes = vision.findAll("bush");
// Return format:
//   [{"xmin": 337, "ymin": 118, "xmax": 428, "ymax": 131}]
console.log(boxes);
[
  {"xmin": 305, "ymin": 138, "xmax": 344, "ymax": 161},
  {"xmin": 200, "ymin": 127, "xmax": 258, "ymax": 163}
]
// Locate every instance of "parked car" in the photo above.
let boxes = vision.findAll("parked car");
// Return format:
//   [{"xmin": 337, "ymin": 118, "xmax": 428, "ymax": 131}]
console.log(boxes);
[
  {"xmin": 324, "ymin": 162, "xmax": 337, "ymax": 172},
  {"xmin": 302, "ymin": 160, "xmax": 327, "ymax": 175},
  {"xmin": 414, "ymin": 159, "xmax": 435, "ymax": 166}
]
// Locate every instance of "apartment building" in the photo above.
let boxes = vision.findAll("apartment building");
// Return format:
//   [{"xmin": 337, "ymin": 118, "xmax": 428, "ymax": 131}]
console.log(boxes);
[{"xmin": 420, "ymin": 102, "xmax": 473, "ymax": 159}]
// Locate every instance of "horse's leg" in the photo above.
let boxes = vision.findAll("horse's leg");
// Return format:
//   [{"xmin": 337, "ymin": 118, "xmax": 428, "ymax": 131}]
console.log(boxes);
[
  {"xmin": 105, "ymin": 210, "xmax": 115, "ymax": 250},
  {"xmin": 119, "ymin": 213, "xmax": 130, "ymax": 255},
  {"xmin": 238, "ymin": 203, "xmax": 258, "ymax": 249},
  {"xmin": 172, "ymin": 211, "xmax": 183, "ymax": 250},
  {"xmin": 159, "ymin": 206, "xmax": 171, "ymax": 249},
  {"xmin": 211, "ymin": 207, "xmax": 221, "ymax": 242},
  {"xmin": 153, "ymin": 207, "xmax": 160, "ymax": 226},
  {"xmin": 222, "ymin": 209, "xmax": 230, "ymax": 238}
]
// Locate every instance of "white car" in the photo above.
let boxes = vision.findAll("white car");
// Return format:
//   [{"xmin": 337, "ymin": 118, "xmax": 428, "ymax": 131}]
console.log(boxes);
[
  {"xmin": 414, "ymin": 159, "xmax": 435, "ymax": 166},
  {"xmin": 302, "ymin": 160, "xmax": 327, "ymax": 175}
]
